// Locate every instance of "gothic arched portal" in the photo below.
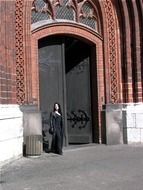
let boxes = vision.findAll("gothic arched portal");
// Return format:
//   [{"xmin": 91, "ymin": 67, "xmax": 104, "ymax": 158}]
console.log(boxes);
[{"xmin": 16, "ymin": 0, "xmax": 123, "ymax": 143}]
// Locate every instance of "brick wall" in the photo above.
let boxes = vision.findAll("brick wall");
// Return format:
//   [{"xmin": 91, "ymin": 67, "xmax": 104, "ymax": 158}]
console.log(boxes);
[
  {"xmin": 0, "ymin": 1, "xmax": 16, "ymax": 104},
  {"xmin": 0, "ymin": 0, "xmax": 142, "ymax": 105}
]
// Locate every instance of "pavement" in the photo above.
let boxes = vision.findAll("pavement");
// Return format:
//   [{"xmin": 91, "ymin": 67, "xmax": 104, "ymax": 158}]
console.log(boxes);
[{"xmin": 1, "ymin": 144, "xmax": 143, "ymax": 190}]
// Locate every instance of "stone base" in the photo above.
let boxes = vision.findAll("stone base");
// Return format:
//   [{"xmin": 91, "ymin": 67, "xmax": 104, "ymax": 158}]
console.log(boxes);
[
  {"xmin": 21, "ymin": 105, "xmax": 43, "ymax": 156},
  {"xmin": 102, "ymin": 103, "xmax": 143, "ymax": 145},
  {"xmin": 0, "ymin": 105, "xmax": 23, "ymax": 166}
]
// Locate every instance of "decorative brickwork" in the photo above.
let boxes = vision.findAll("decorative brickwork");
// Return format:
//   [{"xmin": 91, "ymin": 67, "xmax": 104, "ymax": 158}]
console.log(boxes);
[
  {"xmin": 15, "ymin": 0, "xmax": 25, "ymax": 104},
  {"xmin": 103, "ymin": 0, "xmax": 119, "ymax": 103}
]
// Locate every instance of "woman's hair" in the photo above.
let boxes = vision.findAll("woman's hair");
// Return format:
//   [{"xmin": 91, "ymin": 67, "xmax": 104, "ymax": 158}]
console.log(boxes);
[{"xmin": 53, "ymin": 102, "xmax": 62, "ymax": 115}]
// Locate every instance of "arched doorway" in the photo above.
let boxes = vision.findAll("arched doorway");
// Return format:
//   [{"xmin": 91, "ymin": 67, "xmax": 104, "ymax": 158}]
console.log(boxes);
[
  {"xmin": 38, "ymin": 35, "xmax": 97, "ymax": 146},
  {"xmin": 31, "ymin": 23, "xmax": 104, "ymax": 145}
]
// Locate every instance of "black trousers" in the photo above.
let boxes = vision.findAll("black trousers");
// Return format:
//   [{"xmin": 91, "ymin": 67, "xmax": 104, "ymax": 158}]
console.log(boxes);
[{"xmin": 51, "ymin": 128, "xmax": 63, "ymax": 154}]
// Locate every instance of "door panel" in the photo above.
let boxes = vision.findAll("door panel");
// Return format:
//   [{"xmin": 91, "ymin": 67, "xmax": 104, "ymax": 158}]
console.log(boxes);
[
  {"xmin": 39, "ymin": 41, "xmax": 64, "ymax": 113},
  {"xmin": 66, "ymin": 57, "xmax": 92, "ymax": 143},
  {"xmin": 38, "ymin": 38, "xmax": 65, "ymax": 146}
]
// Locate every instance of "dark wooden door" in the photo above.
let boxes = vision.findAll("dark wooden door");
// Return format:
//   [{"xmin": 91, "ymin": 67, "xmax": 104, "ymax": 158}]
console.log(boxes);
[
  {"xmin": 39, "ymin": 36, "xmax": 92, "ymax": 145},
  {"xmin": 39, "ymin": 38, "xmax": 65, "ymax": 112},
  {"xmin": 66, "ymin": 57, "xmax": 92, "ymax": 144},
  {"xmin": 38, "ymin": 37, "xmax": 67, "ymax": 146}
]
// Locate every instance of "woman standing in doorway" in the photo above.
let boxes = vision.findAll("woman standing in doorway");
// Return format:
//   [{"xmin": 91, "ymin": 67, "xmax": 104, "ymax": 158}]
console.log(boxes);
[{"xmin": 49, "ymin": 103, "xmax": 63, "ymax": 155}]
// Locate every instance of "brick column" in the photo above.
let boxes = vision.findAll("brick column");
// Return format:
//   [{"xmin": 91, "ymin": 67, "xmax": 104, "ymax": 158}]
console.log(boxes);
[
  {"xmin": 23, "ymin": 0, "xmax": 33, "ymax": 104},
  {"xmin": 121, "ymin": 1, "xmax": 133, "ymax": 102}
]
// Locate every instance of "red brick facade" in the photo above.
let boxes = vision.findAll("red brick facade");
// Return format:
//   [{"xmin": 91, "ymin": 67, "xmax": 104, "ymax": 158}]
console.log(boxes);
[{"xmin": 0, "ymin": 0, "xmax": 142, "ymax": 142}]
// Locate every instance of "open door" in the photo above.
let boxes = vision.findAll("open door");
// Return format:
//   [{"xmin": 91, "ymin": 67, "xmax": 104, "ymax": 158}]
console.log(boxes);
[{"xmin": 39, "ymin": 35, "xmax": 93, "ymax": 147}]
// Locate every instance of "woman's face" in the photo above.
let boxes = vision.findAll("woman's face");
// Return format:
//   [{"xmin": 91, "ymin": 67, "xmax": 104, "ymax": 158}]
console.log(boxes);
[{"xmin": 55, "ymin": 103, "xmax": 59, "ymax": 111}]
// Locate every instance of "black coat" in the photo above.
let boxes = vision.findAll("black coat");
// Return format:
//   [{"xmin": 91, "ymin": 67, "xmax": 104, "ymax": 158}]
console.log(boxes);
[{"xmin": 50, "ymin": 112, "xmax": 63, "ymax": 154}]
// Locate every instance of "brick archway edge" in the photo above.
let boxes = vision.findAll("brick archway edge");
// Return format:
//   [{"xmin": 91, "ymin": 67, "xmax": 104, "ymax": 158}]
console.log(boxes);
[{"xmin": 31, "ymin": 23, "xmax": 104, "ymax": 142}]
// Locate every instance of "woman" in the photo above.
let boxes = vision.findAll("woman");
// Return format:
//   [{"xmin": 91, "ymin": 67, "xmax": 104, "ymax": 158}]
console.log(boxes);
[{"xmin": 49, "ymin": 103, "xmax": 63, "ymax": 155}]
